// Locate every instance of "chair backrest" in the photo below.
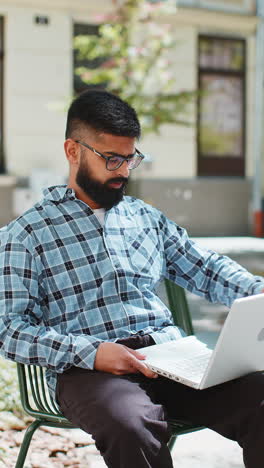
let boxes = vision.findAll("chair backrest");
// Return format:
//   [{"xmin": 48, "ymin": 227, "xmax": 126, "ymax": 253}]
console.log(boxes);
[
  {"xmin": 16, "ymin": 362, "xmax": 71, "ymax": 424},
  {"xmin": 164, "ymin": 279, "xmax": 194, "ymax": 336}
]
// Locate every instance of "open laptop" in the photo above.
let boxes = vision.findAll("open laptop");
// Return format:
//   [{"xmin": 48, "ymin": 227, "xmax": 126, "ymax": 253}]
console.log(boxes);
[{"xmin": 140, "ymin": 293, "xmax": 264, "ymax": 389}]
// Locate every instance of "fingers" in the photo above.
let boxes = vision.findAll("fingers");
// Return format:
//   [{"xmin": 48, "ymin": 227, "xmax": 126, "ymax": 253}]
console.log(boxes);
[
  {"xmin": 123, "ymin": 346, "xmax": 158, "ymax": 378},
  {"xmin": 94, "ymin": 341, "xmax": 158, "ymax": 378},
  {"xmin": 129, "ymin": 354, "xmax": 158, "ymax": 379}
]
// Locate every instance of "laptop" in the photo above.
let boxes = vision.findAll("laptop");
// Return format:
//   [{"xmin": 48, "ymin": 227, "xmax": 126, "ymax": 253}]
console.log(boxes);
[{"xmin": 140, "ymin": 293, "xmax": 264, "ymax": 389}]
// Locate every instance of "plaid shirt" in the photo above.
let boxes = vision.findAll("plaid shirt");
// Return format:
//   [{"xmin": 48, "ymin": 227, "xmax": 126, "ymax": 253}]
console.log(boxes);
[{"xmin": 0, "ymin": 185, "xmax": 263, "ymax": 400}]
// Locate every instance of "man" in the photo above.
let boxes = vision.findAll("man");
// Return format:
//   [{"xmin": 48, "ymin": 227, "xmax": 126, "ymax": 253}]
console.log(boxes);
[{"xmin": 0, "ymin": 89, "xmax": 264, "ymax": 468}]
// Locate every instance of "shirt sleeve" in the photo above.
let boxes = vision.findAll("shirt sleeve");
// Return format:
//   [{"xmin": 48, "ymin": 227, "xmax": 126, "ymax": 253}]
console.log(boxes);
[
  {"xmin": 0, "ymin": 233, "xmax": 103, "ymax": 372},
  {"xmin": 160, "ymin": 214, "xmax": 264, "ymax": 307}
]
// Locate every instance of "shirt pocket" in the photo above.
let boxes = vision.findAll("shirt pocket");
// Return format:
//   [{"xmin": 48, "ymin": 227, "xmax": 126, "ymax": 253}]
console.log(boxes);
[{"xmin": 123, "ymin": 227, "xmax": 162, "ymax": 279}]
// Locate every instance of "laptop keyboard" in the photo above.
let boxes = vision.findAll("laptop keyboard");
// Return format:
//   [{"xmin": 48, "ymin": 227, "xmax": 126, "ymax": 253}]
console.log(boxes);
[{"xmin": 171, "ymin": 353, "xmax": 211, "ymax": 378}]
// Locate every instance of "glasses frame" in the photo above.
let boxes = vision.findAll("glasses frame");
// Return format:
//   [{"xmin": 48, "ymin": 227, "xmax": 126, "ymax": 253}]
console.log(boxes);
[{"xmin": 74, "ymin": 139, "xmax": 144, "ymax": 171}]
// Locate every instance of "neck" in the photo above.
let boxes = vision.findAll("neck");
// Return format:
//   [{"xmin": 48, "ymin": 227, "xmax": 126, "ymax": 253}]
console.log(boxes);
[{"xmin": 67, "ymin": 178, "xmax": 102, "ymax": 210}]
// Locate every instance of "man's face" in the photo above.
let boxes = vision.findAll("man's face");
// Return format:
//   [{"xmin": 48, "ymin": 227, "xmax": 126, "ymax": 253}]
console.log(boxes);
[{"xmin": 75, "ymin": 133, "xmax": 135, "ymax": 210}]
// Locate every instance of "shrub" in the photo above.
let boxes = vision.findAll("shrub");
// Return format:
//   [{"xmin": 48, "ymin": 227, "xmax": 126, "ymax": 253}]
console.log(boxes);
[{"xmin": 0, "ymin": 357, "xmax": 24, "ymax": 417}]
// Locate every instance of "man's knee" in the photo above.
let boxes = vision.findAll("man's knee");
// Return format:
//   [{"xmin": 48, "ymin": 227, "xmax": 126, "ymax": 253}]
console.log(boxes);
[
  {"xmin": 99, "ymin": 396, "xmax": 169, "ymax": 442},
  {"xmin": 94, "ymin": 403, "xmax": 171, "ymax": 465},
  {"xmin": 94, "ymin": 403, "xmax": 173, "ymax": 468},
  {"xmin": 236, "ymin": 371, "xmax": 264, "ymax": 407}
]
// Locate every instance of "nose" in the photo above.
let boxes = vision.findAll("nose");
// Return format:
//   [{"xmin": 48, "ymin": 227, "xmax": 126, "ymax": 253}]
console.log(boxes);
[{"xmin": 117, "ymin": 160, "xmax": 130, "ymax": 178}]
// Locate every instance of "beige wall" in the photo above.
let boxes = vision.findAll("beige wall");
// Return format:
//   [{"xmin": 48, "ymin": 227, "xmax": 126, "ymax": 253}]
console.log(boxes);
[
  {"xmin": 2, "ymin": 4, "xmax": 72, "ymax": 177},
  {"xmin": 138, "ymin": 25, "xmax": 197, "ymax": 180}
]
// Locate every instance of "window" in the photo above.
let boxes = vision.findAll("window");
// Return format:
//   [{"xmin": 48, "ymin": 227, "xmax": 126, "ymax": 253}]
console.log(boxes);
[
  {"xmin": 73, "ymin": 23, "xmax": 104, "ymax": 95},
  {"xmin": 197, "ymin": 36, "xmax": 246, "ymax": 176}
]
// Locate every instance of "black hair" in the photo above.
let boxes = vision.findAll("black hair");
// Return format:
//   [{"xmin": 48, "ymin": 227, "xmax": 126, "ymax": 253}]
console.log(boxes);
[{"xmin": 65, "ymin": 89, "xmax": 141, "ymax": 140}]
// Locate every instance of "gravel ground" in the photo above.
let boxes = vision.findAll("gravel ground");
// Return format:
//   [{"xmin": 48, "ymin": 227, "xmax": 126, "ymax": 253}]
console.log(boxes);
[{"xmin": 0, "ymin": 424, "xmax": 245, "ymax": 468}]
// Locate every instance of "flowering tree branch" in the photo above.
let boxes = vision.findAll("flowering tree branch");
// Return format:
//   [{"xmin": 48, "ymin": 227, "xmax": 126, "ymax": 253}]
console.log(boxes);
[{"xmin": 74, "ymin": 0, "xmax": 196, "ymax": 135}]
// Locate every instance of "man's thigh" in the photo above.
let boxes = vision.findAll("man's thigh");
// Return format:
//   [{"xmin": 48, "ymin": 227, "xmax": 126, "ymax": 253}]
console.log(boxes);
[
  {"xmin": 57, "ymin": 366, "xmax": 264, "ymax": 441},
  {"xmin": 153, "ymin": 370, "xmax": 264, "ymax": 439},
  {"xmin": 56, "ymin": 367, "xmax": 169, "ymax": 439}
]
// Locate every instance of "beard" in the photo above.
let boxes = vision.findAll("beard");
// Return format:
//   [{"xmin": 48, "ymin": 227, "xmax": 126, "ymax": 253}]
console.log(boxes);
[{"xmin": 76, "ymin": 156, "xmax": 128, "ymax": 210}]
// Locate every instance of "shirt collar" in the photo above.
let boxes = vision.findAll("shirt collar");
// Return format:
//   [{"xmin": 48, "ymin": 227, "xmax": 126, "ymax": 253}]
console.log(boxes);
[{"xmin": 43, "ymin": 185, "xmax": 76, "ymax": 202}]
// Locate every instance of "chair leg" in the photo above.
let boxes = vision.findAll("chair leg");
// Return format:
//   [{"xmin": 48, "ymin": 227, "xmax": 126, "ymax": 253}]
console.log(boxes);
[
  {"xmin": 168, "ymin": 434, "xmax": 177, "ymax": 452},
  {"xmin": 15, "ymin": 420, "xmax": 42, "ymax": 468}
]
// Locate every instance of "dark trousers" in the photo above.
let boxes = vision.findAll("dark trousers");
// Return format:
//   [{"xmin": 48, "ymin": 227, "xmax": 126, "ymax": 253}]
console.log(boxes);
[{"xmin": 56, "ymin": 336, "xmax": 264, "ymax": 468}]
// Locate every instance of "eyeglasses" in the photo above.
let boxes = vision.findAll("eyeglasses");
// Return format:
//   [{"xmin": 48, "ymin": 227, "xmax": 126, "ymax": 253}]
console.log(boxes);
[{"xmin": 75, "ymin": 140, "xmax": 145, "ymax": 171}]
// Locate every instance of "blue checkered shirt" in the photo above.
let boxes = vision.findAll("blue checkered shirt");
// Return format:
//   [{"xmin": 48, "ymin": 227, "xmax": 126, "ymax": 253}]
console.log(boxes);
[{"xmin": 0, "ymin": 185, "xmax": 263, "ymax": 400}]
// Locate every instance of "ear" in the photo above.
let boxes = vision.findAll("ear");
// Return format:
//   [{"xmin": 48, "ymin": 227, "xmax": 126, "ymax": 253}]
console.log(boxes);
[{"xmin": 64, "ymin": 139, "xmax": 80, "ymax": 166}]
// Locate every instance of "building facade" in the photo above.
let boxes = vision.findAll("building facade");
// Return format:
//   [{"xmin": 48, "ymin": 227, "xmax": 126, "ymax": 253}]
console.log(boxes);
[{"xmin": 0, "ymin": 0, "xmax": 262, "ymax": 236}]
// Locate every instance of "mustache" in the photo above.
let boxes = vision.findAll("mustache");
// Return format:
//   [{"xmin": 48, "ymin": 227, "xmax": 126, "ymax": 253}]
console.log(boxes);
[{"xmin": 106, "ymin": 177, "xmax": 129, "ymax": 186}]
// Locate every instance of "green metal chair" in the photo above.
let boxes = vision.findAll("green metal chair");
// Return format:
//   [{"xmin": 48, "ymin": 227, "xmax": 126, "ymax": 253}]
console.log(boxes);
[
  {"xmin": 164, "ymin": 279, "xmax": 205, "ymax": 450},
  {"xmin": 15, "ymin": 279, "xmax": 204, "ymax": 468}
]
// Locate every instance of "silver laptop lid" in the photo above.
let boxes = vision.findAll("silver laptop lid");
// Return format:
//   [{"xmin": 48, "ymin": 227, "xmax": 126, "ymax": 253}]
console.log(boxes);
[{"xmin": 200, "ymin": 293, "xmax": 264, "ymax": 389}]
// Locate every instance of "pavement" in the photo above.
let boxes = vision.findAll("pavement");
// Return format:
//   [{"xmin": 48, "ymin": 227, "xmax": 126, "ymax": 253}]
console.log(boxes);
[{"xmin": 171, "ymin": 428, "xmax": 244, "ymax": 468}]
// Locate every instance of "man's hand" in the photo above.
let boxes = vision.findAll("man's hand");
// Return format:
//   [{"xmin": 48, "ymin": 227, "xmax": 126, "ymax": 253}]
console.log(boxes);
[{"xmin": 94, "ymin": 342, "xmax": 158, "ymax": 378}]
